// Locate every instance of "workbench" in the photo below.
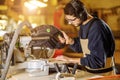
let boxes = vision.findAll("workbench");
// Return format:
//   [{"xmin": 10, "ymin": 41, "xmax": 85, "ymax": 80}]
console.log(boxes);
[
  {"xmin": 7, "ymin": 69, "xmax": 103, "ymax": 80},
  {"xmin": 5, "ymin": 59, "xmax": 103, "ymax": 80}
]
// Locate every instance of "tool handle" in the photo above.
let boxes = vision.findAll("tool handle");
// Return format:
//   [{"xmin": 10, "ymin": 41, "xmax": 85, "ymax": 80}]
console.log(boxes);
[
  {"xmin": 72, "ymin": 63, "xmax": 78, "ymax": 74},
  {"xmin": 64, "ymin": 63, "xmax": 71, "ymax": 73},
  {"xmin": 54, "ymin": 63, "xmax": 61, "ymax": 72}
]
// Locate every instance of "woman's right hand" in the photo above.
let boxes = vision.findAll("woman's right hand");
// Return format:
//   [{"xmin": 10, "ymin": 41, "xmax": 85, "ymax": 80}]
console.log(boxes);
[{"xmin": 58, "ymin": 31, "xmax": 74, "ymax": 45}]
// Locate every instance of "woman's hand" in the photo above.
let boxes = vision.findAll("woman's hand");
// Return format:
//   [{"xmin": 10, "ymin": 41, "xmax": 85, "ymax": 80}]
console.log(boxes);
[
  {"xmin": 58, "ymin": 31, "xmax": 74, "ymax": 45},
  {"xmin": 55, "ymin": 55, "xmax": 70, "ymax": 62},
  {"xmin": 55, "ymin": 55, "xmax": 80, "ymax": 64}
]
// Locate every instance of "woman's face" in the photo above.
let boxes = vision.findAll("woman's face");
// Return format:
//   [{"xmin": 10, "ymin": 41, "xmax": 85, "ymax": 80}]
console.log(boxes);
[{"xmin": 65, "ymin": 15, "xmax": 81, "ymax": 26}]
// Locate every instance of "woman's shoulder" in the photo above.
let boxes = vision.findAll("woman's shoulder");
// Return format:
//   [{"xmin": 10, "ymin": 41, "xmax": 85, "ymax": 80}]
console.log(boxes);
[{"xmin": 91, "ymin": 18, "xmax": 105, "ymax": 29}]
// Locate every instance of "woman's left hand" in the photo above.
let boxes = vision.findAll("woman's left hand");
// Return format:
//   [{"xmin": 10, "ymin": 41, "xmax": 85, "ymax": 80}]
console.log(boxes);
[{"xmin": 55, "ymin": 55, "xmax": 70, "ymax": 62}]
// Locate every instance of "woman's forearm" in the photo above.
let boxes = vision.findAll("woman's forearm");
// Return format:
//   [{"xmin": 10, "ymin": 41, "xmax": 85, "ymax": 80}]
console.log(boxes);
[{"xmin": 68, "ymin": 57, "xmax": 81, "ymax": 65}]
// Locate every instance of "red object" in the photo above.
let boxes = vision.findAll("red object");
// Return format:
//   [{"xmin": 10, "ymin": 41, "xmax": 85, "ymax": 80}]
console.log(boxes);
[
  {"xmin": 53, "ymin": 8, "xmax": 63, "ymax": 29},
  {"xmin": 88, "ymin": 75, "xmax": 120, "ymax": 80},
  {"xmin": 52, "ymin": 49, "xmax": 64, "ymax": 58}
]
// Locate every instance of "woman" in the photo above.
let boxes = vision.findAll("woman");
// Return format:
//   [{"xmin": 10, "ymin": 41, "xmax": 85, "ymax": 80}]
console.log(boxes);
[{"xmin": 55, "ymin": 0, "xmax": 115, "ymax": 75}]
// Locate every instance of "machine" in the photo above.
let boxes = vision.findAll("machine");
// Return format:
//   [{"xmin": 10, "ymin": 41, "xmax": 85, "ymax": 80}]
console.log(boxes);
[{"xmin": 0, "ymin": 21, "xmax": 67, "ymax": 80}]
